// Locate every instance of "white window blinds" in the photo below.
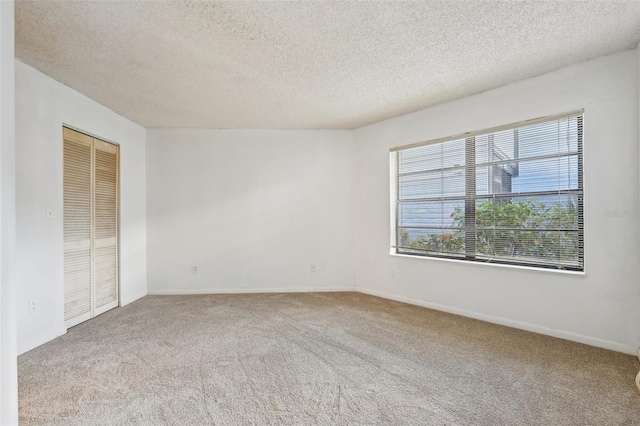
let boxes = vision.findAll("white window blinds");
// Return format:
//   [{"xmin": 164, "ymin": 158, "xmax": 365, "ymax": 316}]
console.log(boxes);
[{"xmin": 391, "ymin": 111, "xmax": 583, "ymax": 271}]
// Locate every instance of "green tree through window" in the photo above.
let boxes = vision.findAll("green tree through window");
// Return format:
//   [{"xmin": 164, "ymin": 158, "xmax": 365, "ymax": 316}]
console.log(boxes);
[{"xmin": 393, "ymin": 111, "xmax": 583, "ymax": 270}]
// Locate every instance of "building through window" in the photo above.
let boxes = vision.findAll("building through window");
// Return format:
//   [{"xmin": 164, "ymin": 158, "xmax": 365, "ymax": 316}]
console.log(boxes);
[{"xmin": 390, "ymin": 111, "xmax": 583, "ymax": 271}]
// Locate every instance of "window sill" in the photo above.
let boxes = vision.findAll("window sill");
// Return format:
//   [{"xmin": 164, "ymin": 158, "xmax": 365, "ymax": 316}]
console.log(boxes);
[{"xmin": 389, "ymin": 251, "xmax": 586, "ymax": 276}]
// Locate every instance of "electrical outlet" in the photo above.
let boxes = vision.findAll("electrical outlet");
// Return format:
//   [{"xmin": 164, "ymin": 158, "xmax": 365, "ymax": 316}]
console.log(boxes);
[
  {"xmin": 29, "ymin": 300, "xmax": 39, "ymax": 314},
  {"xmin": 192, "ymin": 266, "xmax": 199, "ymax": 274},
  {"xmin": 310, "ymin": 264, "xmax": 317, "ymax": 272}
]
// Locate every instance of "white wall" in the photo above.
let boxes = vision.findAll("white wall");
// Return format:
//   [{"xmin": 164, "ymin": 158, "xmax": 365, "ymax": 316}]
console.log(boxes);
[
  {"xmin": 15, "ymin": 61, "xmax": 148, "ymax": 355},
  {"xmin": 354, "ymin": 49, "xmax": 640, "ymax": 354},
  {"xmin": 146, "ymin": 129, "xmax": 355, "ymax": 294},
  {"xmin": 0, "ymin": 2, "xmax": 18, "ymax": 424},
  {"xmin": 11, "ymin": 42, "xmax": 638, "ymax": 369}
]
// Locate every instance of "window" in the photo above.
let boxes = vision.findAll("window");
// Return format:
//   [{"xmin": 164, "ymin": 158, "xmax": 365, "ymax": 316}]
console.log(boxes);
[{"xmin": 390, "ymin": 111, "xmax": 583, "ymax": 271}]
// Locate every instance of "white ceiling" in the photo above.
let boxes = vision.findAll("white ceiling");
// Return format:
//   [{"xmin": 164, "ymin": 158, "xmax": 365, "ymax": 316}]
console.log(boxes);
[{"xmin": 15, "ymin": 1, "xmax": 640, "ymax": 130}]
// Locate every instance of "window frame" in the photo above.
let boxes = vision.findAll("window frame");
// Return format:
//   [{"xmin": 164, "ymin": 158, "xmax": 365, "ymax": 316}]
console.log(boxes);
[{"xmin": 390, "ymin": 110, "xmax": 584, "ymax": 272}]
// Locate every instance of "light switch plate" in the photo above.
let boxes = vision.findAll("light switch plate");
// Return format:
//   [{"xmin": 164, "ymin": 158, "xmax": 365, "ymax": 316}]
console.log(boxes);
[{"xmin": 45, "ymin": 207, "xmax": 54, "ymax": 220}]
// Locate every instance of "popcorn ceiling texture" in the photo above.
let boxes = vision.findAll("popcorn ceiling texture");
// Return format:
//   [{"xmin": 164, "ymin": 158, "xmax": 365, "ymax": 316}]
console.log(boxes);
[{"xmin": 14, "ymin": 1, "xmax": 640, "ymax": 129}]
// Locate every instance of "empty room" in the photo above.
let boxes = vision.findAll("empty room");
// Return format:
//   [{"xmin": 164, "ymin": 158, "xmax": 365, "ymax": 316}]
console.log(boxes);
[{"xmin": 1, "ymin": 0, "xmax": 640, "ymax": 424}]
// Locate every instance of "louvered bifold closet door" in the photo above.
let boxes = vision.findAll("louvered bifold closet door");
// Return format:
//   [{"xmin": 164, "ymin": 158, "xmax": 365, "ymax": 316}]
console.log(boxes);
[
  {"xmin": 63, "ymin": 128, "xmax": 93, "ymax": 328},
  {"xmin": 93, "ymin": 139, "xmax": 119, "ymax": 316},
  {"xmin": 64, "ymin": 128, "xmax": 119, "ymax": 328}
]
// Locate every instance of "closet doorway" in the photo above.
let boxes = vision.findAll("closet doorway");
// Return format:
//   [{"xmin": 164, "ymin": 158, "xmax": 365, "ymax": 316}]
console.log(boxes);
[{"xmin": 63, "ymin": 127, "xmax": 120, "ymax": 329}]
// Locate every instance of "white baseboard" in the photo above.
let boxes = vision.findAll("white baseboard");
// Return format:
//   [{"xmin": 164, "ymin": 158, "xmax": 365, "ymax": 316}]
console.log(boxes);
[
  {"xmin": 18, "ymin": 328, "xmax": 66, "ymax": 356},
  {"xmin": 36, "ymin": 286, "xmax": 635, "ymax": 357},
  {"xmin": 357, "ymin": 287, "xmax": 638, "ymax": 356},
  {"xmin": 121, "ymin": 290, "xmax": 147, "ymax": 307},
  {"xmin": 148, "ymin": 286, "xmax": 356, "ymax": 295}
]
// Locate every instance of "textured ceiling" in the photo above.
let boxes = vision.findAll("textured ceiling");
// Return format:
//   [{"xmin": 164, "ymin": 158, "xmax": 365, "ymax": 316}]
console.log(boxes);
[{"xmin": 15, "ymin": 1, "xmax": 640, "ymax": 129}]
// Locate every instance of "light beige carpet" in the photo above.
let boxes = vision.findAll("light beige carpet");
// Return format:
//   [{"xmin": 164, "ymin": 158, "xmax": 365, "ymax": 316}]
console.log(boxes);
[{"xmin": 18, "ymin": 292, "xmax": 640, "ymax": 425}]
